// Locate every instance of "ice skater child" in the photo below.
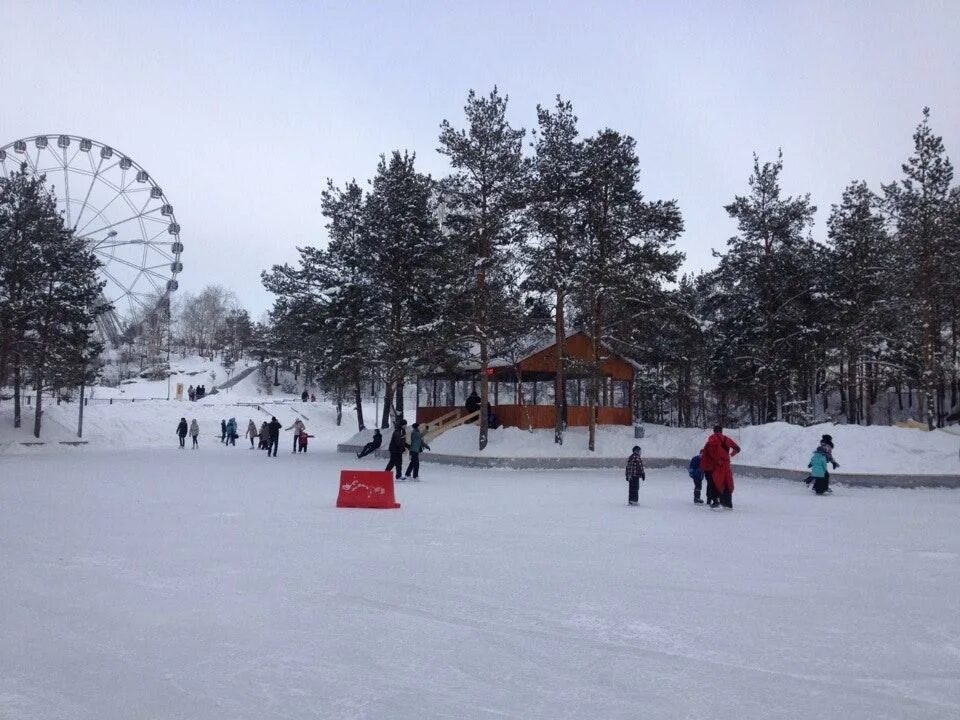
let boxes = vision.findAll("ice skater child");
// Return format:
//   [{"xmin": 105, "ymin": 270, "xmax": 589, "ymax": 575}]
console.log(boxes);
[
  {"xmin": 625, "ymin": 445, "xmax": 645, "ymax": 506},
  {"xmin": 808, "ymin": 446, "xmax": 831, "ymax": 495},
  {"xmin": 804, "ymin": 433, "xmax": 838, "ymax": 492},
  {"xmin": 688, "ymin": 453, "xmax": 705, "ymax": 504}
]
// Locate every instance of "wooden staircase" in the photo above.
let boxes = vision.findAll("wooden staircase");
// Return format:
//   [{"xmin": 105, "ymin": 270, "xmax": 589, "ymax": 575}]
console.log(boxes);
[{"xmin": 423, "ymin": 409, "xmax": 480, "ymax": 442}]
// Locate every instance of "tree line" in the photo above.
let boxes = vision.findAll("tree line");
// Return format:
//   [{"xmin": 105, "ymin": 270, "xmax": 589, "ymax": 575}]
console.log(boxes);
[{"xmin": 264, "ymin": 90, "xmax": 960, "ymax": 448}]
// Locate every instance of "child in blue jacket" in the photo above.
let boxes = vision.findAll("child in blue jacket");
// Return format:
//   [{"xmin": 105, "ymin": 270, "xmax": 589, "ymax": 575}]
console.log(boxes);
[
  {"xmin": 808, "ymin": 448, "xmax": 830, "ymax": 495},
  {"xmin": 688, "ymin": 454, "xmax": 705, "ymax": 504}
]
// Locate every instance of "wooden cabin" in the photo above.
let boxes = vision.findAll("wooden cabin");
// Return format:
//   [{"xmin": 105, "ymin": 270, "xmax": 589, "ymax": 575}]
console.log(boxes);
[{"xmin": 416, "ymin": 331, "xmax": 637, "ymax": 429}]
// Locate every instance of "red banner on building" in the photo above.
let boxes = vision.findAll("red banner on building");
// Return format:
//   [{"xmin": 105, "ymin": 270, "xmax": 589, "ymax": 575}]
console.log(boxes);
[{"xmin": 336, "ymin": 470, "xmax": 401, "ymax": 509}]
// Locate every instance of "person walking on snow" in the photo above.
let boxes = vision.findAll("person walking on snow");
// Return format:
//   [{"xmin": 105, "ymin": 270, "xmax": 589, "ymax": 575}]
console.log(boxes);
[
  {"xmin": 189, "ymin": 418, "xmax": 200, "ymax": 449},
  {"xmin": 245, "ymin": 419, "xmax": 258, "ymax": 448},
  {"xmin": 625, "ymin": 446, "xmax": 645, "ymax": 505},
  {"xmin": 297, "ymin": 428, "xmax": 309, "ymax": 453},
  {"xmin": 267, "ymin": 416, "xmax": 282, "ymax": 457},
  {"xmin": 403, "ymin": 423, "xmax": 431, "ymax": 480},
  {"xmin": 357, "ymin": 429, "xmax": 383, "ymax": 459},
  {"xmin": 188, "ymin": 385, "xmax": 195, "ymax": 402},
  {"xmin": 700, "ymin": 425, "xmax": 740, "ymax": 509},
  {"xmin": 220, "ymin": 419, "xmax": 227, "ymax": 444},
  {"xmin": 176, "ymin": 417, "xmax": 188, "ymax": 449},
  {"xmin": 286, "ymin": 418, "xmax": 305, "ymax": 453},
  {"xmin": 688, "ymin": 453, "xmax": 705, "ymax": 504},
  {"xmin": 385, "ymin": 422, "xmax": 409, "ymax": 480}
]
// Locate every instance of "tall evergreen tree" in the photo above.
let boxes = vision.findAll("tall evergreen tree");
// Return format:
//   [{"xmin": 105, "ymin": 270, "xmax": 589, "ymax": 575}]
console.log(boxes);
[
  {"xmin": 882, "ymin": 108, "xmax": 957, "ymax": 427},
  {"xmin": 575, "ymin": 129, "xmax": 683, "ymax": 450},
  {"xmin": 363, "ymin": 151, "xmax": 454, "ymax": 425},
  {"xmin": 438, "ymin": 87, "xmax": 528, "ymax": 450},
  {"xmin": 0, "ymin": 165, "xmax": 106, "ymax": 436},
  {"xmin": 706, "ymin": 152, "xmax": 817, "ymax": 423},
  {"xmin": 825, "ymin": 181, "xmax": 895, "ymax": 424},
  {"xmin": 525, "ymin": 97, "xmax": 583, "ymax": 443}
]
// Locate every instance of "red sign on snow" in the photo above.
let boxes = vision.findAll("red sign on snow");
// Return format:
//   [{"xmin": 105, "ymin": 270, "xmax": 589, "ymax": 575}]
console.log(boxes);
[{"xmin": 336, "ymin": 470, "xmax": 401, "ymax": 509}]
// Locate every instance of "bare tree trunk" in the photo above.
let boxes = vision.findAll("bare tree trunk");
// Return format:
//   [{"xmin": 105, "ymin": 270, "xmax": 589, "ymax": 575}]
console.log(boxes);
[
  {"xmin": 33, "ymin": 370, "xmax": 43, "ymax": 438},
  {"xmin": 395, "ymin": 376, "xmax": 405, "ymax": 420},
  {"xmin": 588, "ymin": 299, "xmax": 601, "ymax": 452},
  {"xmin": 554, "ymin": 290, "xmax": 565, "ymax": 444},
  {"xmin": 354, "ymin": 371, "xmax": 365, "ymax": 431},
  {"xmin": 13, "ymin": 363, "xmax": 21, "ymax": 429},
  {"xmin": 78, "ymin": 379, "xmax": 85, "ymax": 438},
  {"xmin": 847, "ymin": 349, "xmax": 858, "ymax": 425},
  {"xmin": 380, "ymin": 381, "xmax": 393, "ymax": 429}
]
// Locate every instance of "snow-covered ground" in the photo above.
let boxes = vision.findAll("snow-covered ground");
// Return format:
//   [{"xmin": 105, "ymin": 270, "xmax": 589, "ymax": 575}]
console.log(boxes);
[{"xmin": 1, "ymin": 446, "xmax": 958, "ymax": 719}]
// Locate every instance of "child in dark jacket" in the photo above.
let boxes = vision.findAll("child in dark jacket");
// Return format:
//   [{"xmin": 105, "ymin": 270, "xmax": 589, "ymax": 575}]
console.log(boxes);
[
  {"xmin": 625, "ymin": 446, "xmax": 645, "ymax": 506},
  {"xmin": 688, "ymin": 454, "xmax": 705, "ymax": 504}
]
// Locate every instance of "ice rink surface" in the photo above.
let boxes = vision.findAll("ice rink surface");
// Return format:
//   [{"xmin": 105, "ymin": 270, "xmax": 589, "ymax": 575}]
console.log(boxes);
[{"xmin": 1, "ymin": 448, "xmax": 958, "ymax": 719}]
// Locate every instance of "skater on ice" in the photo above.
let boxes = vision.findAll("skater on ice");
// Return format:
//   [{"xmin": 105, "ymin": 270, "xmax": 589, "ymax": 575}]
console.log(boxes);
[
  {"xmin": 176, "ymin": 417, "xmax": 188, "ymax": 448},
  {"xmin": 403, "ymin": 422, "xmax": 430, "ymax": 480},
  {"xmin": 225, "ymin": 417, "xmax": 238, "ymax": 446},
  {"xmin": 357, "ymin": 428, "xmax": 383, "ymax": 459},
  {"xmin": 625, "ymin": 445, "xmax": 645, "ymax": 505},
  {"xmin": 688, "ymin": 453, "xmax": 705, "ymax": 504},
  {"xmin": 808, "ymin": 445, "xmax": 831, "ymax": 495},
  {"xmin": 385, "ymin": 420, "xmax": 409, "ymax": 480},
  {"xmin": 189, "ymin": 418, "xmax": 200, "ymax": 449},
  {"xmin": 266, "ymin": 416, "xmax": 282, "ymax": 457},
  {"xmin": 700, "ymin": 425, "xmax": 740, "ymax": 509},
  {"xmin": 286, "ymin": 418, "xmax": 305, "ymax": 453},
  {"xmin": 805, "ymin": 434, "xmax": 838, "ymax": 493}
]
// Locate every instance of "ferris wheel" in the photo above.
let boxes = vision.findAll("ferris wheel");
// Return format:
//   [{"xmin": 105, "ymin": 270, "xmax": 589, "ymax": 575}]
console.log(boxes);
[{"xmin": 0, "ymin": 134, "xmax": 183, "ymax": 339}]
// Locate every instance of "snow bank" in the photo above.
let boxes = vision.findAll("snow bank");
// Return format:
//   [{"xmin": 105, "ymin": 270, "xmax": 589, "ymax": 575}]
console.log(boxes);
[{"xmin": 430, "ymin": 421, "xmax": 960, "ymax": 475}]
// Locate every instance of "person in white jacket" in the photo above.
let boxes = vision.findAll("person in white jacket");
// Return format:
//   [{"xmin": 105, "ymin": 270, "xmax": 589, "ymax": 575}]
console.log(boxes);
[
  {"xmin": 285, "ymin": 418, "xmax": 305, "ymax": 453},
  {"xmin": 245, "ymin": 419, "xmax": 258, "ymax": 449},
  {"xmin": 189, "ymin": 419, "xmax": 200, "ymax": 449}
]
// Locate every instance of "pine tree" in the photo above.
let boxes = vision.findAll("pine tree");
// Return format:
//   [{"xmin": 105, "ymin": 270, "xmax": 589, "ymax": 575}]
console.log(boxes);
[
  {"xmin": 882, "ymin": 108, "xmax": 957, "ymax": 427},
  {"xmin": 0, "ymin": 165, "xmax": 107, "ymax": 435},
  {"xmin": 575, "ymin": 129, "xmax": 683, "ymax": 450},
  {"xmin": 438, "ymin": 87, "xmax": 528, "ymax": 450},
  {"xmin": 525, "ymin": 97, "xmax": 583, "ymax": 444},
  {"xmin": 825, "ymin": 181, "xmax": 895, "ymax": 424},
  {"xmin": 362, "ymin": 151, "xmax": 454, "ymax": 426},
  {"xmin": 707, "ymin": 152, "xmax": 817, "ymax": 423}
]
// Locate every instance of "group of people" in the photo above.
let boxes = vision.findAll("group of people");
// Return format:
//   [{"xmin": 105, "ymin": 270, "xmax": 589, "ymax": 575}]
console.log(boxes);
[
  {"xmin": 626, "ymin": 425, "xmax": 742, "ymax": 508},
  {"xmin": 176, "ymin": 415, "xmax": 313, "ymax": 458},
  {"xmin": 354, "ymin": 419, "xmax": 431, "ymax": 481},
  {"xmin": 187, "ymin": 385, "xmax": 207, "ymax": 402},
  {"xmin": 300, "ymin": 390, "xmax": 317, "ymax": 403},
  {"xmin": 625, "ymin": 425, "xmax": 841, "ymax": 509},
  {"xmin": 175, "ymin": 417, "xmax": 200, "ymax": 448}
]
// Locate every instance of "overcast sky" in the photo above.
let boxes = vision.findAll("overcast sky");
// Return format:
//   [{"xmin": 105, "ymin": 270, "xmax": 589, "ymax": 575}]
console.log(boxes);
[{"xmin": 2, "ymin": 0, "xmax": 959, "ymax": 316}]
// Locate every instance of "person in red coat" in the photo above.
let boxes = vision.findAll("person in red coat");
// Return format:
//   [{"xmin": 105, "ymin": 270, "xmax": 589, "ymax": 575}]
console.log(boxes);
[{"xmin": 700, "ymin": 425, "xmax": 741, "ymax": 509}]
